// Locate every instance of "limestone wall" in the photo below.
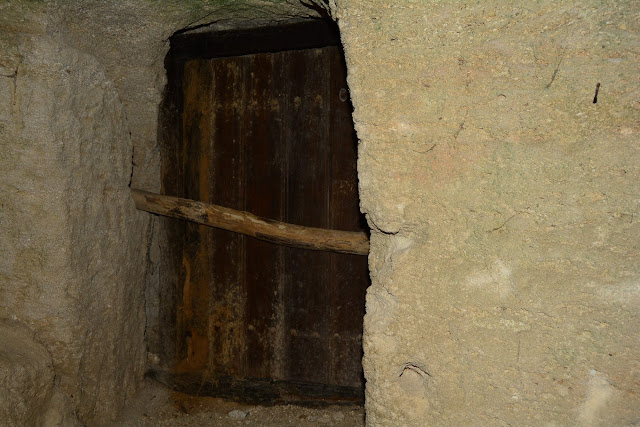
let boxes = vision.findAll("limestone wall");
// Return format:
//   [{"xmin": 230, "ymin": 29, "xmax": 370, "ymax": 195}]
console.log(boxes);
[
  {"xmin": 0, "ymin": 3, "xmax": 147, "ymax": 422},
  {"xmin": 334, "ymin": 1, "xmax": 640, "ymax": 425},
  {"xmin": 1, "ymin": 0, "xmax": 638, "ymax": 425},
  {"xmin": 0, "ymin": 1, "xmax": 319, "ymax": 424}
]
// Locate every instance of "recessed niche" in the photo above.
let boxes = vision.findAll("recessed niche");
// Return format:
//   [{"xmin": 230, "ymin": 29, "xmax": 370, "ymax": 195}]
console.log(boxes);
[{"xmin": 152, "ymin": 19, "xmax": 369, "ymax": 406}]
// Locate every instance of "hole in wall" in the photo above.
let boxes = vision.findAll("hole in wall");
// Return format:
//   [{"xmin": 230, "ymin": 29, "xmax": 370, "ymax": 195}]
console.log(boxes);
[{"xmin": 150, "ymin": 18, "xmax": 370, "ymax": 407}]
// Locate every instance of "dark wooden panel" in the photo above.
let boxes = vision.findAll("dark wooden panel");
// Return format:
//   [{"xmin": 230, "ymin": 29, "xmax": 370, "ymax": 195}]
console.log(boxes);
[
  {"xmin": 147, "ymin": 370, "xmax": 363, "ymax": 406},
  {"xmin": 160, "ymin": 24, "xmax": 369, "ymax": 403},
  {"xmin": 207, "ymin": 57, "xmax": 247, "ymax": 377},
  {"xmin": 177, "ymin": 58, "xmax": 215, "ymax": 372},
  {"xmin": 169, "ymin": 20, "xmax": 341, "ymax": 61},
  {"xmin": 242, "ymin": 53, "xmax": 285, "ymax": 379},
  {"xmin": 282, "ymin": 48, "xmax": 332, "ymax": 384}
]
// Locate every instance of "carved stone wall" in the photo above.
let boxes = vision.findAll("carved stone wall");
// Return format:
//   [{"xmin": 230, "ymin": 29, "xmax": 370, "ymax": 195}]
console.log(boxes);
[
  {"xmin": 335, "ymin": 1, "xmax": 640, "ymax": 425},
  {"xmin": 1, "ymin": 1, "xmax": 638, "ymax": 425}
]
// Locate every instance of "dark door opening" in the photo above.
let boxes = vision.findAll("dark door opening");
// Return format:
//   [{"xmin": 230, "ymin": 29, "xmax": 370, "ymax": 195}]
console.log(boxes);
[{"xmin": 155, "ymin": 20, "xmax": 369, "ymax": 406}]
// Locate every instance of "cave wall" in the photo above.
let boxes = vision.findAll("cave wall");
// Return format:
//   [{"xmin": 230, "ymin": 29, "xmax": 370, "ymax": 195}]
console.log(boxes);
[
  {"xmin": 0, "ymin": 1, "xmax": 318, "ymax": 424},
  {"xmin": 334, "ymin": 1, "xmax": 640, "ymax": 425},
  {"xmin": 0, "ymin": 2, "xmax": 151, "ymax": 423},
  {"xmin": 0, "ymin": 0, "xmax": 638, "ymax": 425}
]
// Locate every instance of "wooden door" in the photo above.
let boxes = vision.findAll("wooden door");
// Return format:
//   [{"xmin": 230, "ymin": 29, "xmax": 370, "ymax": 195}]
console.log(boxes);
[{"xmin": 158, "ymin": 21, "xmax": 369, "ymax": 405}]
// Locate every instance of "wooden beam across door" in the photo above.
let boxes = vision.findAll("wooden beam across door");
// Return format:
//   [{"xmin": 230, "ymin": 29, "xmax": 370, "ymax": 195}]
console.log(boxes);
[{"xmin": 131, "ymin": 188, "xmax": 370, "ymax": 255}]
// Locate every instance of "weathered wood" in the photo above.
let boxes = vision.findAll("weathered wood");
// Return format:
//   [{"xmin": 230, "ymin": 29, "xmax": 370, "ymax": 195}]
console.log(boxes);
[
  {"xmin": 146, "ymin": 369, "xmax": 364, "ymax": 406},
  {"xmin": 131, "ymin": 188, "xmax": 370, "ymax": 255},
  {"xmin": 159, "ymin": 34, "xmax": 370, "ymax": 399},
  {"xmin": 169, "ymin": 20, "xmax": 341, "ymax": 62}
]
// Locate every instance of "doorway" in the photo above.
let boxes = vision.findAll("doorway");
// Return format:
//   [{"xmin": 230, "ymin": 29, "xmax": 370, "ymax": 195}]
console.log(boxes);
[{"xmin": 156, "ymin": 20, "xmax": 369, "ymax": 406}]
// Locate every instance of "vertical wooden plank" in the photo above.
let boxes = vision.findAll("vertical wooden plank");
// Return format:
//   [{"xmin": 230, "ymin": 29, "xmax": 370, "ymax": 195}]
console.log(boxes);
[
  {"xmin": 282, "ymin": 48, "xmax": 333, "ymax": 384},
  {"xmin": 242, "ymin": 53, "xmax": 284, "ymax": 380},
  {"xmin": 270, "ymin": 52, "xmax": 290, "ymax": 382},
  {"xmin": 326, "ymin": 46, "xmax": 370, "ymax": 387},
  {"xmin": 177, "ymin": 58, "xmax": 213, "ymax": 372},
  {"xmin": 207, "ymin": 57, "xmax": 247, "ymax": 377}
]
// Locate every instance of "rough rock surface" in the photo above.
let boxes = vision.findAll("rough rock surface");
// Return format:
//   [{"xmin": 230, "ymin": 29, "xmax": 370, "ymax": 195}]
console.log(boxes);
[
  {"xmin": 0, "ymin": 320, "xmax": 54, "ymax": 425},
  {"xmin": 334, "ymin": 1, "xmax": 640, "ymax": 425},
  {"xmin": 2, "ymin": 0, "xmax": 639, "ymax": 425},
  {"xmin": 0, "ymin": 320, "xmax": 76, "ymax": 426},
  {"xmin": 0, "ymin": 1, "xmax": 319, "ymax": 424},
  {"xmin": 0, "ymin": 7, "xmax": 145, "ymax": 422}
]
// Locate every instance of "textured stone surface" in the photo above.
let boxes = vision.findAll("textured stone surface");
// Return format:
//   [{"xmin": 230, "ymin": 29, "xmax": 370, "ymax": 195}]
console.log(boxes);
[
  {"xmin": 0, "ymin": 1, "xmax": 320, "ymax": 423},
  {"xmin": 0, "ymin": 20, "xmax": 145, "ymax": 423},
  {"xmin": 0, "ymin": 320, "xmax": 54, "ymax": 425},
  {"xmin": 334, "ymin": 1, "xmax": 640, "ymax": 425},
  {"xmin": 0, "ymin": 320, "xmax": 77, "ymax": 426},
  {"xmin": 2, "ymin": 0, "xmax": 638, "ymax": 425}
]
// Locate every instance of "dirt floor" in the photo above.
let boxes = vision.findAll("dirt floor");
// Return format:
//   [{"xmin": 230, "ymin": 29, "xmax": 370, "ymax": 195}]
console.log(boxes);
[{"xmin": 112, "ymin": 379, "xmax": 365, "ymax": 426}]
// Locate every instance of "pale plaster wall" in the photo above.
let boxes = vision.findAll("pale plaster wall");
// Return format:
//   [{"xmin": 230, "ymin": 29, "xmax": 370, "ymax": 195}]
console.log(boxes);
[
  {"xmin": 334, "ymin": 1, "xmax": 640, "ymax": 425},
  {"xmin": 1, "ymin": 0, "xmax": 638, "ymax": 425}
]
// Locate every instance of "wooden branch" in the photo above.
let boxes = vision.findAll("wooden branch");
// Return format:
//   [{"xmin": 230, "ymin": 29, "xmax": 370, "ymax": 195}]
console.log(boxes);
[{"xmin": 131, "ymin": 189, "xmax": 369, "ymax": 256}]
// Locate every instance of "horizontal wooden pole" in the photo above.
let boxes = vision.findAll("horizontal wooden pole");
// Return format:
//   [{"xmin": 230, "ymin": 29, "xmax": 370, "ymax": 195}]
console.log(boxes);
[{"xmin": 131, "ymin": 189, "xmax": 369, "ymax": 256}]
